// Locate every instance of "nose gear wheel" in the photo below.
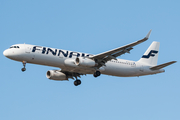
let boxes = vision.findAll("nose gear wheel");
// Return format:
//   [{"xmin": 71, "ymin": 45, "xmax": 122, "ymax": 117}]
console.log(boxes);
[{"xmin": 21, "ymin": 61, "xmax": 26, "ymax": 72}]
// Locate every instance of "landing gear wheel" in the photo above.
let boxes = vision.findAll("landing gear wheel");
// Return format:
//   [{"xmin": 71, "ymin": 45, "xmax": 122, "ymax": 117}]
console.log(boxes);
[
  {"xmin": 21, "ymin": 68, "xmax": 26, "ymax": 72},
  {"xmin": 21, "ymin": 61, "xmax": 27, "ymax": 72},
  {"xmin": 77, "ymin": 80, "xmax": 81, "ymax": 85},
  {"xmin": 74, "ymin": 79, "xmax": 81, "ymax": 86},
  {"xmin": 74, "ymin": 81, "xmax": 78, "ymax": 86},
  {"xmin": 93, "ymin": 71, "xmax": 101, "ymax": 77}
]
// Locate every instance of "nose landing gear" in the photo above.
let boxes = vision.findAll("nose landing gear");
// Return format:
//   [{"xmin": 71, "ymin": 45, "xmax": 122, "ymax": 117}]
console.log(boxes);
[{"xmin": 21, "ymin": 61, "xmax": 26, "ymax": 72}]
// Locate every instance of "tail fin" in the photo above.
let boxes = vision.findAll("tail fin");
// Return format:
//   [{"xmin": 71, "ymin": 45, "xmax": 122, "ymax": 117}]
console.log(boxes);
[{"xmin": 138, "ymin": 41, "xmax": 160, "ymax": 66}]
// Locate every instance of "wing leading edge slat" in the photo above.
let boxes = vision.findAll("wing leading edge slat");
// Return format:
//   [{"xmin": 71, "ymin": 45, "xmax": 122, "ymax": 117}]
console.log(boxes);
[{"xmin": 90, "ymin": 30, "xmax": 152, "ymax": 66}]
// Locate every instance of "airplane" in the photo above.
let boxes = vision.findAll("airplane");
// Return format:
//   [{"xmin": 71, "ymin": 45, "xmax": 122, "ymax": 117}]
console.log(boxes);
[{"xmin": 3, "ymin": 30, "xmax": 176, "ymax": 86}]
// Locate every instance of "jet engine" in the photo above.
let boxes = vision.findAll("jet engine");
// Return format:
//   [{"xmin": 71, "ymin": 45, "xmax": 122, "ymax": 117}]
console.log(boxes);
[
  {"xmin": 46, "ymin": 70, "xmax": 68, "ymax": 81},
  {"xmin": 64, "ymin": 58, "xmax": 77, "ymax": 67},
  {"xmin": 75, "ymin": 57, "xmax": 97, "ymax": 67}
]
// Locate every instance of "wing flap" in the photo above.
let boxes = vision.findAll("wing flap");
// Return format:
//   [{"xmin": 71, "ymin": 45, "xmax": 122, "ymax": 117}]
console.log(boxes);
[{"xmin": 150, "ymin": 61, "xmax": 177, "ymax": 70}]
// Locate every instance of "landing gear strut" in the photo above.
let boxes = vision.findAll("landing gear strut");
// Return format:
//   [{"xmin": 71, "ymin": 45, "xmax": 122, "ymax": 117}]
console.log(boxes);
[
  {"xmin": 21, "ymin": 61, "xmax": 26, "ymax": 72},
  {"xmin": 74, "ymin": 79, "xmax": 81, "ymax": 86},
  {"xmin": 93, "ymin": 71, "xmax": 101, "ymax": 77}
]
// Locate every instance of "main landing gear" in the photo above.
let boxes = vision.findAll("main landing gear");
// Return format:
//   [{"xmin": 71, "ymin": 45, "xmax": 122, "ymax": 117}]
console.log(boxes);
[
  {"xmin": 74, "ymin": 79, "xmax": 81, "ymax": 86},
  {"xmin": 93, "ymin": 71, "xmax": 101, "ymax": 77},
  {"xmin": 21, "ymin": 61, "xmax": 26, "ymax": 72},
  {"xmin": 73, "ymin": 71, "xmax": 101, "ymax": 86}
]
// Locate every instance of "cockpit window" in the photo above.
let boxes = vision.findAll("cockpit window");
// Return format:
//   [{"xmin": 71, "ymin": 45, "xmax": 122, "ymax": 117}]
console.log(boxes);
[{"xmin": 9, "ymin": 46, "xmax": 20, "ymax": 49}]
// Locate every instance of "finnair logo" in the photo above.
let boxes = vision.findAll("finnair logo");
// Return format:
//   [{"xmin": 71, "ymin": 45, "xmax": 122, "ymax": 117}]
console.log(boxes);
[
  {"xmin": 32, "ymin": 46, "xmax": 92, "ymax": 58},
  {"xmin": 142, "ymin": 50, "xmax": 158, "ymax": 58}
]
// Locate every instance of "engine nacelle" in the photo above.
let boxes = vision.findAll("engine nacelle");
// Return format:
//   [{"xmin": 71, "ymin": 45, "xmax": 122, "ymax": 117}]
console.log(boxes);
[
  {"xmin": 64, "ymin": 58, "xmax": 77, "ymax": 67},
  {"xmin": 75, "ymin": 57, "xmax": 96, "ymax": 67},
  {"xmin": 46, "ymin": 70, "xmax": 68, "ymax": 81}
]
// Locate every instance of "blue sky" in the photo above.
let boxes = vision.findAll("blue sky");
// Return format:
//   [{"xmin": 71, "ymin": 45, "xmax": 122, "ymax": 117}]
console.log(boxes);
[{"xmin": 1, "ymin": 0, "xmax": 179, "ymax": 120}]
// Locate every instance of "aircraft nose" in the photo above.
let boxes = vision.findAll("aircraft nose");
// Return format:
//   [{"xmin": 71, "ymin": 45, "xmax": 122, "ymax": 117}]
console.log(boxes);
[{"xmin": 3, "ymin": 49, "xmax": 9, "ymax": 57}]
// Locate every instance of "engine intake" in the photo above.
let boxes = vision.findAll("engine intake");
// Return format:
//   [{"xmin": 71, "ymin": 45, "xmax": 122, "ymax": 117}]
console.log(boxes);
[{"xmin": 75, "ymin": 57, "xmax": 96, "ymax": 67}]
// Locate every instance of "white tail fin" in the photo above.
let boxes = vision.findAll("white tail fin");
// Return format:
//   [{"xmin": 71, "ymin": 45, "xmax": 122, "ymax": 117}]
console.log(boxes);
[{"xmin": 138, "ymin": 41, "xmax": 160, "ymax": 66}]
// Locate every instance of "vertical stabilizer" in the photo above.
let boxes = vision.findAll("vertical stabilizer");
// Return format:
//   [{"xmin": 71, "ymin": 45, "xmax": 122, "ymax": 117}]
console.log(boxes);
[{"xmin": 138, "ymin": 41, "xmax": 160, "ymax": 66}]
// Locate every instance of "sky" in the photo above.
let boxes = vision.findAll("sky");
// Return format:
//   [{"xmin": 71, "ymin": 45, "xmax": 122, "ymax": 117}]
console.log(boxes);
[{"xmin": 0, "ymin": 0, "xmax": 180, "ymax": 120}]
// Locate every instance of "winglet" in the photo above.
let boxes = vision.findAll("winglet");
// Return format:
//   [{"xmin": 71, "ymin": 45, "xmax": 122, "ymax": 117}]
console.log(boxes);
[{"xmin": 145, "ymin": 29, "xmax": 152, "ymax": 39}]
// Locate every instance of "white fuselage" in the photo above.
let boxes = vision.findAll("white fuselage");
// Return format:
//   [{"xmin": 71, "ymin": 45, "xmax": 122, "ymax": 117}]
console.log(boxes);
[{"xmin": 3, "ymin": 44, "xmax": 164, "ymax": 77}]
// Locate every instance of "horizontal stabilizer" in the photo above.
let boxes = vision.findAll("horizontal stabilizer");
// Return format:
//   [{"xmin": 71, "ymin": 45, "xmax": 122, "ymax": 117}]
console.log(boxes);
[{"xmin": 150, "ymin": 61, "xmax": 177, "ymax": 70}]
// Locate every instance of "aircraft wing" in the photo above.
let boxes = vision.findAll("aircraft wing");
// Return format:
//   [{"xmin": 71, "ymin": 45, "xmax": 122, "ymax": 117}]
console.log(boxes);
[
  {"xmin": 60, "ymin": 70, "xmax": 85, "ymax": 80},
  {"xmin": 90, "ymin": 30, "xmax": 152, "ymax": 67}
]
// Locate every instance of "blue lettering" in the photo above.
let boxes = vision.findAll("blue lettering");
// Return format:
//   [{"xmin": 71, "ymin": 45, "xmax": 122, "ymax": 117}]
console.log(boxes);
[
  {"xmin": 58, "ymin": 50, "xmax": 68, "ymax": 57},
  {"xmin": 32, "ymin": 46, "xmax": 93, "ymax": 58},
  {"xmin": 32, "ymin": 46, "xmax": 42, "ymax": 52},
  {"xmin": 46, "ymin": 48, "xmax": 57, "ymax": 56},
  {"xmin": 81, "ymin": 53, "xmax": 85, "ymax": 57},
  {"xmin": 42, "ymin": 47, "xmax": 46, "ymax": 54},
  {"xmin": 69, "ymin": 52, "xmax": 80, "ymax": 58}
]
